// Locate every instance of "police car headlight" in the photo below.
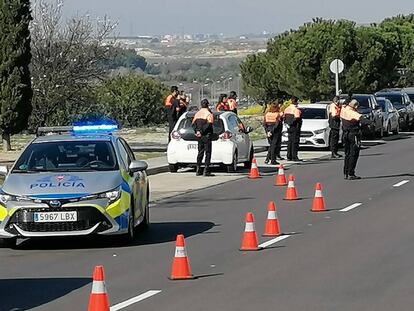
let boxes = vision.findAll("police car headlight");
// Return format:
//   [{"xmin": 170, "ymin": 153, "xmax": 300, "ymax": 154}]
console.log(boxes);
[
  {"xmin": 313, "ymin": 129, "xmax": 326, "ymax": 135},
  {"xmin": 0, "ymin": 194, "xmax": 12, "ymax": 204},
  {"xmin": 98, "ymin": 187, "xmax": 121, "ymax": 203}
]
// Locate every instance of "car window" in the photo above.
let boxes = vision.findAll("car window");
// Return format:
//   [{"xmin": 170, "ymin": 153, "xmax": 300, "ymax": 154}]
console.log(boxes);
[
  {"xmin": 117, "ymin": 139, "xmax": 132, "ymax": 169},
  {"xmin": 13, "ymin": 141, "xmax": 118, "ymax": 173},
  {"xmin": 119, "ymin": 138, "xmax": 135, "ymax": 161},
  {"xmin": 352, "ymin": 96, "xmax": 370, "ymax": 109},
  {"xmin": 299, "ymin": 108, "xmax": 327, "ymax": 119},
  {"xmin": 378, "ymin": 94, "xmax": 404, "ymax": 108},
  {"xmin": 406, "ymin": 93, "xmax": 414, "ymax": 102},
  {"xmin": 377, "ymin": 99, "xmax": 386, "ymax": 112},
  {"xmin": 228, "ymin": 115, "xmax": 240, "ymax": 133},
  {"xmin": 236, "ymin": 117, "xmax": 246, "ymax": 132}
]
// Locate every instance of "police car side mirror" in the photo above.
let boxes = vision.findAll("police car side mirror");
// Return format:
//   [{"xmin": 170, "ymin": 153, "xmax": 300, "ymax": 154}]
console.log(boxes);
[
  {"xmin": 0, "ymin": 166, "xmax": 8, "ymax": 176},
  {"xmin": 129, "ymin": 160, "xmax": 148, "ymax": 173}
]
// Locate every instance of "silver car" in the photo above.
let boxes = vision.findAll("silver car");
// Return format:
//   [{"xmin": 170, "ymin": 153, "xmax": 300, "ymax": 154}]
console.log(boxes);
[
  {"xmin": 376, "ymin": 97, "xmax": 400, "ymax": 136},
  {"xmin": 0, "ymin": 125, "xmax": 150, "ymax": 248}
]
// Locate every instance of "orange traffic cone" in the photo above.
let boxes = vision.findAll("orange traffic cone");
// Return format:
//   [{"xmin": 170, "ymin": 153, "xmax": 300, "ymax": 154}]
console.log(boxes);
[
  {"xmin": 284, "ymin": 175, "xmax": 299, "ymax": 200},
  {"xmin": 275, "ymin": 164, "xmax": 287, "ymax": 186},
  {"xmin": 88, "ymin": 266, "xmax": 110, "ymax": 311},
  {"xmin": 169, "ymin": 234, "xmax": 195, "ymax": 280},
  {"xmin": 263, "ymin": 201, "xmax": 282, "ymax": 237},
  {"xmin": 248, "ymin": 158, "xmax": 261, "ymax": 179},
  {"xmin": 311, "ymin": 183, "xmax": 327, "ymax": 212},
  {"xmin": 240, "ymin": 212, "xmax": 262, "ymax": 251}
]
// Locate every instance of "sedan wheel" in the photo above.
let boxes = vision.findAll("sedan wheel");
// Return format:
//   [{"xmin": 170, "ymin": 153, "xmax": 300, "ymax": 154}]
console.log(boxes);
[{"xmin": 227, "ymin": 152, "xmax": 238, "ymax": 173}]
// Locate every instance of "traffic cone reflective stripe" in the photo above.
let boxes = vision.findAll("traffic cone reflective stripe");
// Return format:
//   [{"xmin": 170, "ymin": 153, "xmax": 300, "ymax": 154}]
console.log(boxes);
[
  {"xmin": 248, "ymin": 158, "xmax": 261, "ymax": 179},
  {"xmin": 88, "ymin": 266, "xmax": 110, "ymax": 311},
  {"xmin": 275, "ymin": 164, "xmax": 287, "ymax": 186},
  {"xmin": 263, "ymin": 201, "xmax": 282, "ymax": 237},
  {"xmin": 240, "ymin": 212, "xmax": 261, "ymax": 251},
  {"xmin": 284, "ymin": 175, "xmax": 299, "ymax": 200},
  {"xmin": 312, "ymin": 183, "xmax": 327, "ymax": 212},
  {"xmin": 170, "ymin": 234, "xmax": 195, "ymax": 280}
]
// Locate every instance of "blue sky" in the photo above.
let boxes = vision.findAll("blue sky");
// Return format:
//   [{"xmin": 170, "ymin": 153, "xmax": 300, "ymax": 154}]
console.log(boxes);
[{"xmin": 60, "ymin": 0, "xmax": 414, "ymax": 36}]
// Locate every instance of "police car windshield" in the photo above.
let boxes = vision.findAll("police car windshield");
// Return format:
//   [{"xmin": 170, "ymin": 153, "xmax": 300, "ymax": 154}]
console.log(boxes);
[
  {"xmin": 299, "ymin": 108, "xmax": 327, "ymax": 119},
  {"xmin": 12, "ymin": 141, "xmax": 118, "ymax": 173}
]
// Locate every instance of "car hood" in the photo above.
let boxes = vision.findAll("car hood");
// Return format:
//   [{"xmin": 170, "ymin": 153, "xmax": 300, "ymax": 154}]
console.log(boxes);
[
  {"xmin": 357, "ymin": 107, "xmax": 372, "ymax": 115},
  {"xmin": 283, "ymin": 119, "xmax": 329, "ymax": 132},
  {"xmin": 1, "ymin": 171, "xmax": 123, "ymax": 199}
]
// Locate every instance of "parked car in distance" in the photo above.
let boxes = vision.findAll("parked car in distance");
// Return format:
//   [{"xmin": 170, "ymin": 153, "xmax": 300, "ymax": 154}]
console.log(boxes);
[
  {"xmin": 281, "ymin": 103, "xmax": 341, "ymax": 149},
  {"xmin": 375, "ymin": 90, "xmax": 414, "ymax": 131},
  {"xmin": 350, "ymin": 94, "xmax": 384, "ymax": 138},
  {"xmin": 375, "ymin": 97, "xmax": 399, "ymax": 136},
  {"xmin": 402, "ymin": 87, "xmax": 414, "ymax": 103},
  {"xmin": 167, "ymin": 111, "xmax": 254, "ymax": 173}
]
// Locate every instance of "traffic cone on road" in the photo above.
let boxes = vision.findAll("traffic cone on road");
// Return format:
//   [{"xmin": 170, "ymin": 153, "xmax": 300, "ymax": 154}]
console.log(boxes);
[
  {"xmin": 311, "ymin": 183, "xmax": 327, "ymax": 212},
  {"xmin": 88, "ymin": 266, "xmax": 110, "ymax": 311},
  {"xmin": 248, "ymin": 158, "xmax": 261, "ymax": 179},
  {"xmin": 240, "ymin": 212, "xmax": 261, "ymax": 251},
  {"xmin": 284, "ymin": 175, "xmax": 299, "ymax": 200},
  {"xmin": 263, "ymin": 201, "xmax": 282, "ymax": 237},
  {"xmin": 169, "ymin": 234, "xmax": 195, "ymax": 280},
  {"xmin": 275, "ymin": 164, "xmax": 287, "ymax": 186}
]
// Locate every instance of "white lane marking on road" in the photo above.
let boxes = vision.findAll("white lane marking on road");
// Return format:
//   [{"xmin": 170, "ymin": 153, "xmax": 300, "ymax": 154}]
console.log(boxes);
[
  {"xmin": 340, "ymin": 203, "xmax": 362, "ymax": 212},
  {"xmin": 259, "ymin": 235, "xmax": 291, "ymax": 248},
  {"xmin": 393, "ymin": 180, "xmax": 410, "ymax": 187},
  {"xmin": 110, "ymin": 290, "xmax": 162, "ymax": 311}
]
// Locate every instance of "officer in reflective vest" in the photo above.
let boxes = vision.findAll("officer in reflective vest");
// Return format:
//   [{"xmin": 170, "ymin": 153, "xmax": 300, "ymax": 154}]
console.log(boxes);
[
  {"xmin": 216, "ymin": 93, "xmax": 229, "ymax": 111},
  {"xmin": 165, "ymin": 86, "xmax": 180, "ymax": 141},
  {"xmin": 264, "ymin": 102, "xmax": 284, "ymax": 165},
  {"xmin": 284, "ymin": 96, "xmax": 302, "ymax": 162},
  {"xmin": 329, "ymin": 96, "xmax": 342, "ymax": 158},
  {"xmin": 340, "ymin": 99, "xmax": 372, "ymax": 180},
  {"xmin": 192, "ymin": 99, "xmax": 215, "ymax": 176},
  {"xmin": 227, "ymin": 91, "xmax": 238, "ymax": 114}
]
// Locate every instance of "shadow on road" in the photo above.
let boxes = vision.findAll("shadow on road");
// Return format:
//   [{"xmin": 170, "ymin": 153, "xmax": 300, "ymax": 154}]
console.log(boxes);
[
  {"xmin": 15, "ymin": 221, "xmax": 216, "ymax": 250},
  {"xmin": 0, "ymin": 277, "xmax": 90, "ymax": 311},
  {"xmin": 362, "ymin": 173, "xmax": 414, "ymax": 180}
]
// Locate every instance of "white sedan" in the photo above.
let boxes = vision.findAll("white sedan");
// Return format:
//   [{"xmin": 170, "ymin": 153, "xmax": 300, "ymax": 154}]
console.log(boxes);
[
  {"xmin": 282, "ymin": 103, "xmax": 341, "ymax": 148},
  {"xmin": 167, "ymin": 111, "xmax": 254, "ymax": 173}
]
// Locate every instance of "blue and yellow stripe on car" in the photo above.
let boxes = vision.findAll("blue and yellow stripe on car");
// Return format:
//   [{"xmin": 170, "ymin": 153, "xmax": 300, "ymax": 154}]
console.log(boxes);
[{"xmin": 107, "ymin": 179, "xmax": 132, "ymax": 230}]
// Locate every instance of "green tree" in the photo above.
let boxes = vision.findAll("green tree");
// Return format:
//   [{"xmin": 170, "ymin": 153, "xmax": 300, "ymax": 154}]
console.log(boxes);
[
  {"xmin": 95, "ymin": 74, "xmax": 168, "ymax": 127},
  {"xmin": 0, "ymin": 0, "xmax": 32, "ymax": 150}
]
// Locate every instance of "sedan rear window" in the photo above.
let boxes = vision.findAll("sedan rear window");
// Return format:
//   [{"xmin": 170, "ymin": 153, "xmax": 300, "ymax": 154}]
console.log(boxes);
[
  {"xmin": 177, "ymin": 115, "xmax": 225, "ymax": 141},
  {"xmin": 299, "ymin": 108, "xmax": 327, "ymax": 119},
  {"xmin": 13, "ymin": 141, "xmax": 118, "ymax": 173}
]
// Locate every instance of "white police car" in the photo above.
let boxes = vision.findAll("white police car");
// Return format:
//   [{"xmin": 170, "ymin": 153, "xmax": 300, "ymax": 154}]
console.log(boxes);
[{"xmin": 0, "ymin": 123, "xmax": 150, "ymax": 247}]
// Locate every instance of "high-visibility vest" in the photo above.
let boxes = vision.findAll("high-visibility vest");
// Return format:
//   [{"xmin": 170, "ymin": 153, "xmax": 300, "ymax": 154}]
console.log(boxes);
[
  {"xmin": 165, "ymin": 94, "xmax": 174, "ymax": 108},
  {"xmin": 340, "ymin": 105, "xmax": 361, "ymax": 131},
  {"xmin": 329, "ymin": 103, "xmax": 341, "ymax": 118},
  {"xmin": 264, "ymin": 111, "xmax": 283, "ymax": 124},
  {"xmin": 216, "ymin": 102, "xmax": 229, "ymax": 111},
  {"xmin": 192, "ymin": 108, "xmax": 214, "ymax": 124},
  {"xmin": 284, "ymin": 104, "xmax": 302, "ymax": 118}
]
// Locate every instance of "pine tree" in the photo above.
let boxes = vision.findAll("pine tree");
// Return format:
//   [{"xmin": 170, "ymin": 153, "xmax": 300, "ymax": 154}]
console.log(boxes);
[{"xmin": 0, "ymin": 0, "xmax": 32, "ymax": 151}]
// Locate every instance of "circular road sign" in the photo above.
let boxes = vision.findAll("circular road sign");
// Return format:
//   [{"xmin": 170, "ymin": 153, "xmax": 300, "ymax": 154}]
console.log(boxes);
[{"xmin": 330, "ymin": 59, "xmax": 344, "ymax": 74}]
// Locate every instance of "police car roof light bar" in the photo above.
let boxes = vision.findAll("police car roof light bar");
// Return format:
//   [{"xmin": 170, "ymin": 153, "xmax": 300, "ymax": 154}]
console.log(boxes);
[
  {"xmin": 37, "ymin": 126, "xmax": 73, "ymax": 137},
  {"xmin": 72, "ymin": 124, "xmax": 118, "ymax": 134}
]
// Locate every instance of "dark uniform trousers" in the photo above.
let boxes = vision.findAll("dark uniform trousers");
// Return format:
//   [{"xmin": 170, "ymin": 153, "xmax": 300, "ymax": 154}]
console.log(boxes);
[
  {"xmin": 330, "ymin": 128, "xmax": 340, "ymax": 154},
  {"xmin": 287, "ymin": 126, "xmax": 301, "ymax": 160},
  {"xmin": 167, "ymin": 110, "xmax": 177, "ymax": 142},
  {"xmin": 197, "ymin": 135, "xmax": 212, "ymax": 167},
  {"xmin": 343, "ymin": 130, "xmax": 360, "ymax": 176}
]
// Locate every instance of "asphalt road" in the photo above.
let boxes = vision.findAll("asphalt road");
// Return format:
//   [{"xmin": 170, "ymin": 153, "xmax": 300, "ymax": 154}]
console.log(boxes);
[{"xmin": 1, "ymin": 134, "xmax": 414, "ymax": 311}]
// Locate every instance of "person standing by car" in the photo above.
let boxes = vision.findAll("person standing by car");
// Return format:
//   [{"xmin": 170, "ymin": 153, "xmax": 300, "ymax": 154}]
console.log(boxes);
[
  {"xmin": 275, "ymin": 98, "xmax": 285, "ymax": 160},
  {"xmin": 165, "ymin": 86, "xmax": 180, "ymax": 141},
  {"xmin": 227, "ymin": 91, "xmax": 238, "ymax": 114},
  {"xmin": 264, "ymin": 102, "xmax": 284, "ymax": 165},
  {"xmin": 216, "ymin": 94, "xmax": 229, "ymax": 111},
  {"xmin": 192, "ymin": 99, "xmax": 215, "ymax": 177},
  {"xmin": 177, "ymin": 90, "xmax": 189, "ymax": 119},
  {"xmin": 284, "ymin": 96, "xmax": 302, "ymax": 162},
  {"xmin": 329, "ymin": 96, "xmax": 342, "ymax": 158},
  {"xmin": 340, "ymin": 99, "xmax": 372, "ymax": 180}
]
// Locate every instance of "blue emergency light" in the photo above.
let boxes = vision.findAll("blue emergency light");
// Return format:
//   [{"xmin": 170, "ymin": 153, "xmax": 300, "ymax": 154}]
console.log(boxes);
[{"xmin": 72, "ymin": 121, "xmax": 119, "ymax": 134}]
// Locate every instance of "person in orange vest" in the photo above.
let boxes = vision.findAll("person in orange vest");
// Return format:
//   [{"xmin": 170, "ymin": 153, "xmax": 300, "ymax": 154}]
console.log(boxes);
[
  {"xmin": 227, "ymin": 91, "xmax": 238, "ymax": 114},
  {"xmin": 329, "ymin": 96, "xmax": 342, "ymax": 158},
  {"xmin": 165, "ymin": 86, "xmax": 180, "ymax": 141},
  {"xmin": 192, "ymin": 99, "xmax": 215, "ymax": 176},
  {"xmin": 263, "ymin": 102, "xmax": 284, "ymax": 165},
  {"xmin": 177, "ymin": 90, "xmax": 189, "ymax": 119},
  {"xmin": 216, "ymin": 93, "xmax": 229, "ymax": 111},
  {"xmin": 284, "ymin": 96, "xmax": 302, "ymax": 162},
  {"xmin": 340, "ymin": 99, "xmax": 372, "ymax": 180}
]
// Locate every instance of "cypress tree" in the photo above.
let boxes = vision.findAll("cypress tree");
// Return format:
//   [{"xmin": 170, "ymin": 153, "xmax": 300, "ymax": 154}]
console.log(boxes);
[{"xmin": 0, "ymin": 0, "xmax": 32, "ymax": 151}]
